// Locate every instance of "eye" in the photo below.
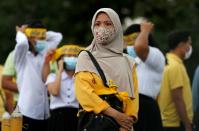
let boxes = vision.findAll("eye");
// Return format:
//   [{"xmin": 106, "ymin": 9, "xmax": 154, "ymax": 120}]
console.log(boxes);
[
  {"xmin": 105, "ymin": 21, "xmax": 113, "ymax": 26},
  {"xmin": 94, "ymin": 22, "xmax": 100, "ymax": 26}
]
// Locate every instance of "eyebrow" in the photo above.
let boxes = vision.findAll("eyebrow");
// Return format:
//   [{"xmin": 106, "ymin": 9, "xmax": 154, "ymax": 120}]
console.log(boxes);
[{"xmin": 95, "ymin": 20, "xmax": 112, "ymax": 23}]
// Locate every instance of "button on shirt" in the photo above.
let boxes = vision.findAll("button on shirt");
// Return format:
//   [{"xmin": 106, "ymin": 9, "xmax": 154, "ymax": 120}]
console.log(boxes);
[
  {"xmin": 14, "ymin": 31, "xmax": 62, "ymax": 120},
  {"xmin": 134, "ymin": 47, "xmax": 165, "ymax": 99},
  {"xmin": 46, "ymin": 72, "xmax": 79, "ymax": 110}
]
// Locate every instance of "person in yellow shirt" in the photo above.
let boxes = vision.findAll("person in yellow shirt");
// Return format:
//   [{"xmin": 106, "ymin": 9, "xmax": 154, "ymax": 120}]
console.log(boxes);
[
  {"xmin": 158, "ymin": 30, "xmax": 193, "ymax": 131},
  {"xmin": 75, "ymin": 8, "xmax": 139, "ymax": 131},
  {"xmin": 2, "ymin": 51, "xmax": 18, "ymax": 114},
  {"xmin": 0, "ymin": 65, "xmax": 6, "ymax": 130}
]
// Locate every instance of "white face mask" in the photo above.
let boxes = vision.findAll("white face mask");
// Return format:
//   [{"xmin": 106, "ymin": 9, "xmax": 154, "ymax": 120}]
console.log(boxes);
[
  {"xmin": 185, "ymin": 46, "xmax": 192, "ymax": 60},
  {"xmin": 63, "ymin": 57, "xmax": 77, "ymax": 70},
  {"xmin": 94, "ymin": 27, "xmax": 115, "ymax": 45}
]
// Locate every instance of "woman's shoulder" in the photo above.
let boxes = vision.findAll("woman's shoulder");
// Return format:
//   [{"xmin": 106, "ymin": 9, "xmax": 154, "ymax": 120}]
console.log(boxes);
[
  {"xmin": 78, "ymin": 50, "xmax": 89, "ymax": 57},
  {"xmin": 77, "ymin": 50, "xmax": 91, "ymax": 61},
  {"xmin": 76, "ymin": 51, "xmax": 91, "ymax": 65}
]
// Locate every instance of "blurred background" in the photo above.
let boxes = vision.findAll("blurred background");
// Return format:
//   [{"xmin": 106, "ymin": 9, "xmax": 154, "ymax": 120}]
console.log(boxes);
[{"xmin": 0, "ymin": 0, "xmax": 198, "ymax": 80}]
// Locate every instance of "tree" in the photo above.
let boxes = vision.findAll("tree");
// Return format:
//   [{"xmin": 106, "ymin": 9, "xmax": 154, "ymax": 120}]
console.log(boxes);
[{"xmin": 0, "ymin": 0, "xmax": 198, "ymax": 79}]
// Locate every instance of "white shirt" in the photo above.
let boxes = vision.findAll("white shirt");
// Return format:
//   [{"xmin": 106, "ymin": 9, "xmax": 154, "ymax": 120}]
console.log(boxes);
[
  {"xmin": 14, "ymin": 31, "xmax": 62, "ymax": 120},
  {"xmin": 136, "ymin": 47, "xmax": 165, "ymax": 99},
  {"xmin": 46, "ymin": 72, "xmax": 79, "ymax": 110}
]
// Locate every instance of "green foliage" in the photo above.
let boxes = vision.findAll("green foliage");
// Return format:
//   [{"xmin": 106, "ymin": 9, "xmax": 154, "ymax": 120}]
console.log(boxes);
[{"xmin": 0, "ymin": 0, "xmax": 198, "ymax": 79}]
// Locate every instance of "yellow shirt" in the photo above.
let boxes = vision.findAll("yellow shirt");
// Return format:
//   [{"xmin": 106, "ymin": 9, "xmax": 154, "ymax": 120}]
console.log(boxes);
[
  {"xmin": 0, "ymin": 66, "xmax": 6, "ymax": 122},
  {"xmin": 158, "ymin": 53, "xmax": 193, "ymax": 127},
  {"xmin": 75, "ymin": 66, "xmax": 139, "ymax": 120}
]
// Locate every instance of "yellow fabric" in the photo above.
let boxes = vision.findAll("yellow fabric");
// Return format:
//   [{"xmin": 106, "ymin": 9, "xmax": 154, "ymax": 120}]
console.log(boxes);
[
  {"xmin": 51, "ymin": 45, "xmax": 84, "ymax": 61},
  {"xmin": 123, "ymin": 33, "xmax": 138, "ymax": 45},
  {"xmin": 158, "ymin": 53, "xmax": 193, "ymax": 127},
  {"xmin": 129, "ymin": 66, "xmax": 139, "ymax": 118},
  {"xmin": 0, "ymin": 65, "xmax": 6, "ymax": 122},
  {"xmin": 75, "ymin": 65, "xmax": 139, "ymax": 120},
  {"xmin": 2, "ymin": 51, "xmax": 18, "ymax": 103},
  {"xmin": 25, "ymin": 28, "xmax": 47, "ymax": 39}
]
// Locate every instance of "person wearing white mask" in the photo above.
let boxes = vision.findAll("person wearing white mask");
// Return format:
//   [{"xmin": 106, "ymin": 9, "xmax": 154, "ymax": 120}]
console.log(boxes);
[
  {"xmin": 14, "ymin": 20, "xmax": 62, "ymax": 131},
  {"xmin": 158, "ymin": 30, "xmax": 193, "ymax": 131},
  {"xmin": 123, "ymin": 23, "xmax": 165, "ymax": 131},
  {"xmin": 44, "ymin": 45, "xmax": 82, "ymax": 131}
]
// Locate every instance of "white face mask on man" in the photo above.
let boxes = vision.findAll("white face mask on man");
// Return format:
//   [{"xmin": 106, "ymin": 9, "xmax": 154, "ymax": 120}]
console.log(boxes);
[
  {"xmin": 184, "ymin": 46, "xmax": 192, "ymax": 60},
  {"xmin": 94, "ymin": 27, "xmax": 115, "ymax": 45}
]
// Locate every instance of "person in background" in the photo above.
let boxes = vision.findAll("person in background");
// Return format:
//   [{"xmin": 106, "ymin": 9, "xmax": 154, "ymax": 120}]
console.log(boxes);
[
  {"xmin": 158, "ymin": 30, "xmax": 193, "ymax": 131},
  {"xmin": 192, "ymin": 65, "xmax": 199, "ymax": 131},
  {"xmin": 2, "ymin": 49, "xmax": 58, "ymax": 113},
  {"xmin": 2, "ymin": 51, "xmax": 18, "ymax": 114},
  {"xmin": 14, "ymin": 20, "xmax": 62, "ymax": 131},
  {"xmin": 44, "ymin": 45, "xmax": 82, "ymax": 131},
  {"xmin": 124, "ymin": 23, "xmax": 165, "ymax": 131},
  {"xmin": 0, "ymin": 65, "xmax": 6, "ymax": 130}
]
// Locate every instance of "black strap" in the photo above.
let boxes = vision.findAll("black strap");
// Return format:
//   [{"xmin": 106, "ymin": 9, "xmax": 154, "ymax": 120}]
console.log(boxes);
[{"xmin": 83, "ymin": 50, "xmax": 109, "ymax": 87}]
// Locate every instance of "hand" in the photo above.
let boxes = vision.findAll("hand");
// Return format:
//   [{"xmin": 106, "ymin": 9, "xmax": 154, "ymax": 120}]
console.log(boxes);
[
  {"xmin": 114, "ymin": 112, "xmax": 133, "ymax": 131},
  {"xmin": 103, "ymin": 107, "xmax": 133, "ymax": 131},
  {"xmin": 58, "ymin": 60, "xmax": 64, "ymax": 72},
  {"xmin": 185, "ymin": 124, "xmax": 192, "ymax": 131},
  {"xmin": 45, "ymin": 48, "xmax": 56, "ymax": 64},
  {"xmin": 140, "ymin": 21, "xmax": 154, "ymax": 34},
  {"xmin": 120, "ymin": 127, "xmax": 130, "ymax": 131},
  {"xmin": 16, "ymin": 25, "xmax": 28, "ymax": 33},
  {"xmin": 185, "ymin": 127, "xmax": 192, "ymax": 131}
]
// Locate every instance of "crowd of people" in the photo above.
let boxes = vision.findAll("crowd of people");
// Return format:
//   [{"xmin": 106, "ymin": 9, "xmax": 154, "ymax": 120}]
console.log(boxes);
[{"xmin": 0, "ymin": 7, "xmax": 198, "ymax": 131}]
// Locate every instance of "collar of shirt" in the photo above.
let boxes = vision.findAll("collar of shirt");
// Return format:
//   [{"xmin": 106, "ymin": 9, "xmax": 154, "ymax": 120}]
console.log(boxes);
[
  {"xmin": 61, "ymin": 71, "xmax": 74, "ymax": 81},
  {"xmin": 27, "ymin": 50, "xmax": 45, "ymax": 56},
  {"xmin": 166, "ymin": 53, "xmax": 183, "ymax": 64}
]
